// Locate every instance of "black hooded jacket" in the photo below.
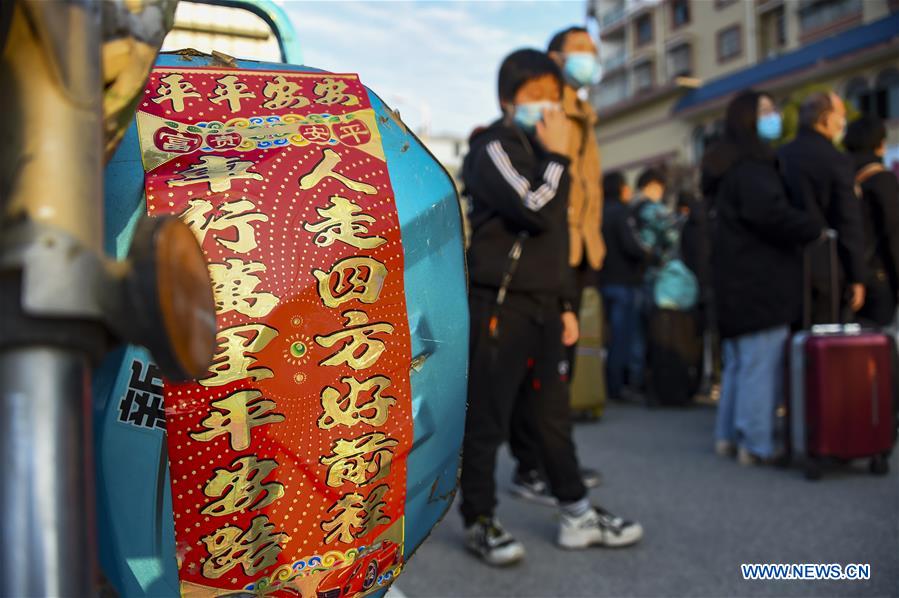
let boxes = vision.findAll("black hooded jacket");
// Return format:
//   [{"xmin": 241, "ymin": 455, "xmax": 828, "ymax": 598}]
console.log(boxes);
[
  {"xmin": 703, "ymin": 141, "xmax": 823, "ymax": 338},
  {"xmin": 463, "ymin": 120, "xmax": 576, "ymax": 308}
]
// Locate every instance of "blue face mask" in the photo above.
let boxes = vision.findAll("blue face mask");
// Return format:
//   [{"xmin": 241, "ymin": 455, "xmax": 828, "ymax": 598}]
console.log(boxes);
[
  {"xmin": 564, "ymin": 53, "xmax": 602, "ymax": 88},
  {"xmin": 757, "ymin": 112, "xmax": 783, "ymax": 141},
  {"xmin": 513, "ymin": 101, "xmax": 558, "ymax": 132}
]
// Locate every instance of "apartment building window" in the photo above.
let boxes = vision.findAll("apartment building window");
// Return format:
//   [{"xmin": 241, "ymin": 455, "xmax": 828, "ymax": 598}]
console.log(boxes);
[
  {"xmin": 671, "ymin": 0, "xmax": 691, "ymax": 29},
  {"xmin": 715, "ymin": 0, "xmax": 738, "ymax": 7},
  {"xmin": 597, "ymin": 72, "xmax": 629, "ymax": 108},
  {"xmin": 760, "ymin": 6, "xmax": 787, "ymax": 59},
  {"xmin": 635, "ymin": 13, "xmax": 653, "ymax": 47},
  {"xmin": 843, "ymin": 70, "xmax": 899, "ymax": 120},
  {"xmin": 633, "ymin": 61, "xmax": 654, "ymax": 93},
  {"xmin": 845, "ymin": 77, "xmax": 872, "ymax": 114},
  {"xmin": 875, "ymin": 68, "xmax": 899, "ymax": 120},
  {"xmin": 691, "ymin": 126, "xmax": 706, "ymax": 165},
  {"xmin": 667, "ymin": 43, "xmax": 692, "ymax": 79},
  {"xmin": 798, "ymin": 0, "xmax": 862, "ymax": 33},
  {"xmin": 717, "ymin": 25, "xmax": 742, "ymax": 63},
  {"xmin": 776, "ymin": 10, "xmax": 787, "ymax": 45}
]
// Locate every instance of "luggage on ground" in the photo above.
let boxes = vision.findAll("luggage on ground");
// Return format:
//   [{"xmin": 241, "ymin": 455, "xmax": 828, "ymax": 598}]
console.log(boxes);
[
  {"xmin": 647, "ymin": 307, "xmax": 701, "ymax": 406},
  {"xmin": 789, "ymin": 232, "xmax": 896, "ymax": 479},
  {"xmin": 570, "ymin": 287, "xmax": 607, "ymax": 419}
]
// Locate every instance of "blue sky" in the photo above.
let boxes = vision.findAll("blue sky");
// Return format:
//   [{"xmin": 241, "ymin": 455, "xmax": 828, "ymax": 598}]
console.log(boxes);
[{"xmin": 277, "ymin": 1, "xmax": 588, "ymax": 138}]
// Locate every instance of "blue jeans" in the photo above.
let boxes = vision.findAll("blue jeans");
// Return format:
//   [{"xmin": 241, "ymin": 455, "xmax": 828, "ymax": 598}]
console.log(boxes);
[
  {"xmin": 715, "ymin": 326, "xmax": 789, "ymax": 458},
  {"xmin": 601, "ymin": 285, "xmax": 641, "ymax": 398}
]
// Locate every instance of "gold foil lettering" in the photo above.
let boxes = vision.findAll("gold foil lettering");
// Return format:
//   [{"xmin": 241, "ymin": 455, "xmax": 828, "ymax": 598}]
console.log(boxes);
[
  {"xmin": 314, "ymin": 310, "xmax": 393, "ymax": 370},
  {"xmin": 151, "ymin": 73, "xmax": 201, "ymax": 112},
  {"xmin": 320, "ymin": 432, "xmax": 397, "ymax": 488},
  {"xmin": 313, "ymin": 256, "xmax": 387, "ymax": 308},
  {"xmin": 262, "ymin": 75, "xmax": 310, "ymax": 110},
  {"xmin": 321, "ymin": 484, "xmax": 390, "ymax": 545},
  {"xmin": 303, "ymin": 195, "xmax": 385, "ymax": 250},
  {"xmin": 209, "ymin": 75, "xmax": 256, "ymax": 113},
  {"xmin": 202, "ymin": 515, "xmax": 290, "ymax": 579},
  {"xmin": 319, "ymin": 375, "xmax": 396, "ymax": 429},
  {"xmin": 169, "ymin": 156, "xmax": 264, "ymax": 193},
  {"xmin": 209, "ymin": 258, "xmax": 279, "ymax": 318},
  {"xmin": 201, "ymin": 455, "xmax": 284, "ymax": 516},
  {"xmin": 190, "ymin": 390, "xmax": 285, "ymax": 451},
  {"xmin": 313, "ymin": 77, "xmax": 360, "ymax": 107},
  {"xmin": 298, "ymin": 149, "xmax": 377, "ymax": 195},
  {"xmin": 181, "ymin": 198, "xmax": 268, "ymax": 254},
  {"xmin": 201, "ymin": 324, "xmax": 279, "ymax": 388}
]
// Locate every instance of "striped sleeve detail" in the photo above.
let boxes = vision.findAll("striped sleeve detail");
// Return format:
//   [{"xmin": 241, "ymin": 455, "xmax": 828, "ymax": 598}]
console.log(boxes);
[{"xmin": 486, "ymin": 140, "xmax": 564, "ymax": 212}]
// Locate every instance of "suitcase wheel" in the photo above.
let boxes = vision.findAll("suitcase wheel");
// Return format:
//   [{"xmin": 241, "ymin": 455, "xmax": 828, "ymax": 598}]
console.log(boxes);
[
  {"xmin": 869, "ymin": 454, "xmax": 890, "ymax": 476},
  {"xmin": 803, "ymin": 459, "xmax": 822, "ymax": 481}
]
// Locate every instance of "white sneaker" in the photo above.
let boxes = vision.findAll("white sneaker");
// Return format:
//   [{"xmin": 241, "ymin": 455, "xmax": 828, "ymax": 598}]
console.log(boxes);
[
  {"xmin": 558, "ymin": 506, "xmax": 644, "ymax": 549},
  {"xmin": 464, "ymin": 517, "xmax": 525, "ymax": 566}
]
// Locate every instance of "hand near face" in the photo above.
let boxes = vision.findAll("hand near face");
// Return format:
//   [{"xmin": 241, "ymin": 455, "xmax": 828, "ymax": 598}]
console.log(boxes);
[{"xmin": 537, "ymin": 106, "xmax": 569, "ymax": 155}]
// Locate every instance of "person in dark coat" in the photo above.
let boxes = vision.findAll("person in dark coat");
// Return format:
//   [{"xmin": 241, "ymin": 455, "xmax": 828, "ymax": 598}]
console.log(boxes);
[
  {"xmin": 703, "ymin": 90, "xmax": 824, "ymax": 465},
  {"xmin": 778, "ymin": 91, "xmax": 866, "ymax": 323},
  {"xmin": 599, "ymin": 171, "xmax": 650, "ymax": 400},
  {"xmin": 844, "ymin": 115, "xmax": 899, "ymax": 327}
]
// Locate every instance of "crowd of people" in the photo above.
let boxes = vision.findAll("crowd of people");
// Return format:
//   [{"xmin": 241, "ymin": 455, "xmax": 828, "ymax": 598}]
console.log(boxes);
[{"xmin": 457, "ymin": 25, "xmax": 899, "ymax": 567}]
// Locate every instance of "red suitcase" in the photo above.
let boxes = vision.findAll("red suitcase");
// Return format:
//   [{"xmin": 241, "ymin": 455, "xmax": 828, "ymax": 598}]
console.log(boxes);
[
  {"xmin": 789, "ymin": 232, "xmax": 896, "ymax": 479},
  {"xmin": 790, "ymin": 327, "xmax": 895, "ymax": 479}
]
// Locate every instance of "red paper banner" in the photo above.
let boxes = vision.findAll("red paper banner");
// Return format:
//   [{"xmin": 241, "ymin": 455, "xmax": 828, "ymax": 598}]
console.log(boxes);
[{"xmin": 136, "ymin": 67, "xmax": 412, "ymax": 597}]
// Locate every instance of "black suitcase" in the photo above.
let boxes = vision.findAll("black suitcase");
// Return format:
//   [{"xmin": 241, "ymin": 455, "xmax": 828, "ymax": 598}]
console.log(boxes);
[{"xmin": 647, "ymin": 308, "xmax": 701, "ymax": 406}]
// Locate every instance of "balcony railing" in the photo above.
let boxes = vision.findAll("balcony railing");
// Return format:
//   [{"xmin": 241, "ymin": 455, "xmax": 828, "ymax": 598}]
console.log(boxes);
[
  {"xmin": 600, "ymin": 6, "xmax": 627, "ymax": 30},
  {"xmin": 603, "ymin": 52, "xmax": 629, "ymax": 71}
]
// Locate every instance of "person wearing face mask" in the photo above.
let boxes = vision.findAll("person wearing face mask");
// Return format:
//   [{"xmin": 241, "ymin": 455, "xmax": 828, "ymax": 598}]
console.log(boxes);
[
  {"xmin": 778, "ymin": 91, "xmax": 867, "ymax": 324},
  {"xmin": 506, "ymin": 25, "xmax": 606, "ymax": 508},
  {"xmin": 547, "ymin": 26, "xmax": 606, "ymax": 278},
  {"xmin": 702, "ymin": 90, "xmax": 825, "ymax": 465},
  {"xmin": 459, "ymin": 48, "xmax": 643, "ymax": 567}
]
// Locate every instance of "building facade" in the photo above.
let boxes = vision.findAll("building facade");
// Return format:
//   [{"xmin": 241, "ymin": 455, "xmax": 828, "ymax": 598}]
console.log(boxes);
[{"xmin": 589, "ymin": 0, "xmax": 899, "ymax": 183}]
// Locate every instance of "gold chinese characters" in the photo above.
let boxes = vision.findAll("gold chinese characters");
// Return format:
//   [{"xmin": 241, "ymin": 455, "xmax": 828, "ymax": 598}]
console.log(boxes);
[
  {"xmin": 190, "ymin": 389, "xmax": 285, "ymax": 451},
  {"xmin": 147, "ymin": 69, "xmax": 407, "ymax": 584},
  {"xmin": 320, "ymin": 485, "xmax": 389, "ymax": 545},
  {"xmin": 321, "ymin": 432, "xmax": 398, "ymax": 488},
  {"xmin": 202, "ymin": 455, "xmax": 285, "ymax": 516},
  {"xmin": 304, "ymin": 196, "xmax": 386, "ymax": 250},
  {"xmin": 313, "ymin": 256, "xmax": 387, "ymax": 308},
  {"xmin": 202, "ymin": 515, "xmax": 290, "ymax": 579},
  {"xmin": 319, "ymin": 375, "xmax": 396, "ymax": 429}
]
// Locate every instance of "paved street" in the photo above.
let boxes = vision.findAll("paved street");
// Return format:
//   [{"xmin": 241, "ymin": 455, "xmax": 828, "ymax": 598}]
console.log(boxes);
[{"xmin": 394, "ymin": 403, "xmax": 899, "ymax": 598}]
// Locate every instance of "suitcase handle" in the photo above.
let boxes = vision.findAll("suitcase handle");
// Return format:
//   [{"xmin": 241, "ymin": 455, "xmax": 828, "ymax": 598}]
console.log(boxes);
[
  {"xmin": 803, "ymin": 229, "xmax": 839, "ymax": 329},
  {"xmin": 810, "ymin": 323, "xmax": 862, "ymax": 336}
]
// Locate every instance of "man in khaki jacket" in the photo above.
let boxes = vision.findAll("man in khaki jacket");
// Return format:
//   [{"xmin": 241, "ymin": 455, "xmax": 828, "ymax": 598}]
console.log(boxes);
[
  {"xmin": 551, "ymin": 27, "xmax": 606, "ymax": 276},
  {"xmin": 509, "ymin": 26, "xmax": 608, "ymax": 505}
]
